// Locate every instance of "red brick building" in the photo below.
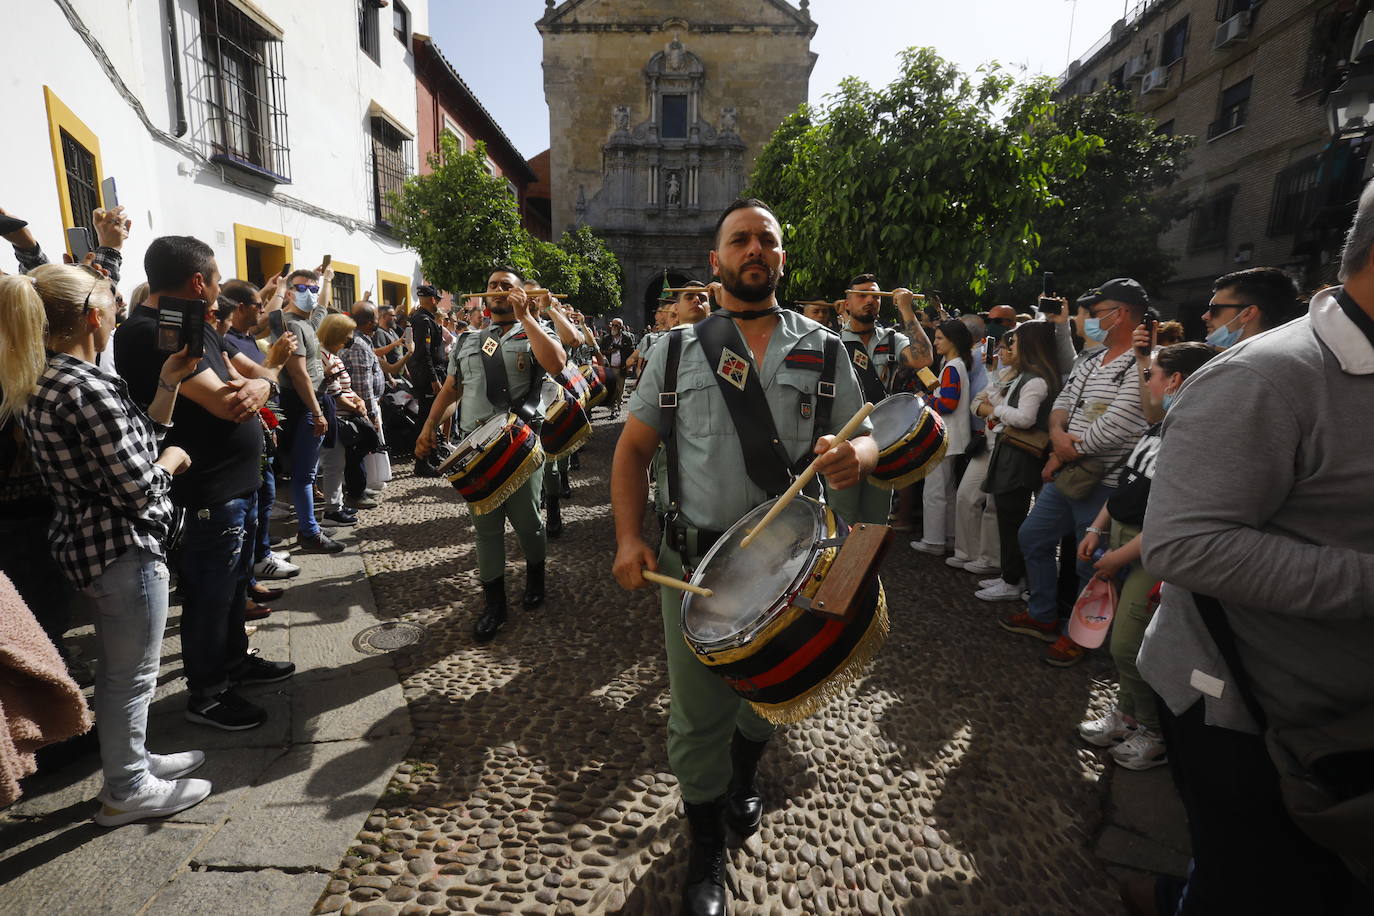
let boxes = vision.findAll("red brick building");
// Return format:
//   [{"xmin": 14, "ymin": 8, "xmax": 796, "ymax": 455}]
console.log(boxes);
[{"xmin": 413, "ymin": 36, "xmax": 549, "ymax": 240}]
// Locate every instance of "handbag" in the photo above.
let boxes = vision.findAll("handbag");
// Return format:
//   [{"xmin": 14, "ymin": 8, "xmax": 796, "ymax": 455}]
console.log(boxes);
[
  {"xmin": 1000, "ymin": 425, "xmax": 1050, "ymax": 459},
  {"xmin": 1054, "ymin": 456, "xmax": 1109, "ymax": 500}
]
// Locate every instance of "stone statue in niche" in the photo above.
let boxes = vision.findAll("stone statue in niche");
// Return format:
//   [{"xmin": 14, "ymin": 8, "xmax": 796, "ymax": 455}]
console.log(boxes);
[
  {"xmin": 666, "ymin": 37, "xmax": 686, "ymax": 72},
  {"xmin": 720, "ymin": 107, "xmax": 738, "ymax": 134},
  {"xmin": 613, "ymin": 105, "xmax": 631, "ymax": 132},
  {"xmin": 665, "ymin": 172, "xmax": 682, "ymax": 208}
]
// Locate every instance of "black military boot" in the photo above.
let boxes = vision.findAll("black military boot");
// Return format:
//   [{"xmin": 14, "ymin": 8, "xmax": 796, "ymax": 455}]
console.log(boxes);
[
  {"xmin": 545, "ymin": 478, "xmax": 563, "ymax": 539},
  {"xmin": 681, "ymin": 799, "xmax": 728, "ymax": 916},
  {"xmin": 522, "ymin": 562, "xmax": 545, "ymax": 610},
  {"xmin": 559, "ymin": 469, "xmax": 573, "ymax": 500},
  {"xmin": 473, "ymin": 578, "xmax": 507, "ymax": 643},
  {"xmin": 723, "ymin": 731, "xmax": 768, "ymax": 839}
]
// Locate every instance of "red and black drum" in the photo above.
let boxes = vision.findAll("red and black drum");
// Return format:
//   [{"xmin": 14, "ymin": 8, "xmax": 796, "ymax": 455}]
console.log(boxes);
[
  {"xmin": 868, "ymin": 393, "xmax": 948, "ymax": 490},
  {"xmin": 556, "ymin": 364, "xmax": 592, "ymax": 405},
  {"xmin": 580, "ymin": 364, "xmax": 608, "ymax": 409},
  {"xmin": 538, "ymin": 378, "xmax": 591, "ymax": 461},
  {"xmin": 436, "ymin": 413, "xmax": 544, "ymax": 516}
]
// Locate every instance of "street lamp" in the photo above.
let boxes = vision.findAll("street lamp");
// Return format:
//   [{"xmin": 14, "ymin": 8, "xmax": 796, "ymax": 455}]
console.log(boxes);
[{"xmin": 1328, "ymin": 21, "xmax": 1374, "ymax": 138}]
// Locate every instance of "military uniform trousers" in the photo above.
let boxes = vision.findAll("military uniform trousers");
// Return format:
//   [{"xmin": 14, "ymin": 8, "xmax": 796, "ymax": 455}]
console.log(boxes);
[
  {"xmin": 825, "ymin": 479, "xmax": 891, "ymax": 527},
  {"xmin": 473, "ymin": 464, "xmax": 546, "ymax": 584},
  {"xmin": 657, "ymin": 541, "xmax": 776, "ymax": 805}
]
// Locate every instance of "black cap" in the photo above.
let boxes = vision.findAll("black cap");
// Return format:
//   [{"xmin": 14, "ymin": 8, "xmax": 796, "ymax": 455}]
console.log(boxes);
[
  {"xmin": 1076, "ymin": 278, "xmax": 1149, "ymax": 309},
  {"xmin": 0, "ymin": 214, "xmax": 28, "ymax": 235},
  {"xmin": 416, "ymin": 284, "xmax": 439, "ymax": 298}
]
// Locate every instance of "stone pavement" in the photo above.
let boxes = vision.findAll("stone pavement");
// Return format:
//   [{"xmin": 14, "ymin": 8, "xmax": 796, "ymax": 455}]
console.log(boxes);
[{"xmin": 0, "ymin": 514, "xmax": 413, "ymax": 915}]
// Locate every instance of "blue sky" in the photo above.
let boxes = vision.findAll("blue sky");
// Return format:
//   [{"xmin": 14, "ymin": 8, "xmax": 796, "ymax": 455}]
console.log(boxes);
[{"xmin": 429, "ymin": 1, "xmax": 1129, "ymax": 158}]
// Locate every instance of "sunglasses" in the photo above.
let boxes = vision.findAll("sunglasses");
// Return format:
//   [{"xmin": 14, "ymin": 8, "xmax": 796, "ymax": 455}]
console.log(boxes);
[{"xmin": 293, "ymin": 283, "xmax": 320, "ymax": 294}]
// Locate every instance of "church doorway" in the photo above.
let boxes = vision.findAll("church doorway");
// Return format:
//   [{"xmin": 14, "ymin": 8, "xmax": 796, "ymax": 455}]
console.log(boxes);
[{"xmin": 641, "ymin": 271, "xmax": 694, "ymax": 330}]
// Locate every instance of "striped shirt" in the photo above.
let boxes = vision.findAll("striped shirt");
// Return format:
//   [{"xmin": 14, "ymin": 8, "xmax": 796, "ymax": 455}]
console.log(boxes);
[
  {"xmin": 932, "ymin": 364, "xmax": 963, "ymax": 414},
  {"xmin": 1053, "ymin": 348, "xmax": 1147, "ymax": 486}
]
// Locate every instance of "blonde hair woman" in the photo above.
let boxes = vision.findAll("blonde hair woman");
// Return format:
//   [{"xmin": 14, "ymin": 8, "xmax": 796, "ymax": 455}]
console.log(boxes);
[
  {"xmin": 315, "ymin": 313, "xmax": 371, "ymax": 525},
  {"xmin": 0, "ymin": 264, "xmax": 209, "ymax": 826}
]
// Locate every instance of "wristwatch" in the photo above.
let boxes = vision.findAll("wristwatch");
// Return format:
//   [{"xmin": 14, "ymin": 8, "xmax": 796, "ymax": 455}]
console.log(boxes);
[{"xmin": 1086, "ymin": 526, "xmax": 1109, "ymax": 535}]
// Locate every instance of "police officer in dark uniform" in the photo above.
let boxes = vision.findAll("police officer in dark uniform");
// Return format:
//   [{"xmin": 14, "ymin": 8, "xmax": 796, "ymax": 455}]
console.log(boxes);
[
  {"xmin": 612, "ymin": 200, "xmax": 877, "ymax": 916},
  {"xmin": 408, "ymin": 284, "xmax": 447, "ymax": 475}
]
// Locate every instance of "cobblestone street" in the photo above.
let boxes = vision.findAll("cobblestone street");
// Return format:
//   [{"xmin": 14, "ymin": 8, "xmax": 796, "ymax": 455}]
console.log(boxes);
[{"xmin": 323, "ymin": 412, "xmax": 1127, "ymax": 915}]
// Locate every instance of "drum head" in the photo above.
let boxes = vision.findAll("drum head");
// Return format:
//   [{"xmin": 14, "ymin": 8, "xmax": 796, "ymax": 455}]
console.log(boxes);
[
  {"xmin": 869, "ymin": 394, "xmax": 921, "ymax": 449},
  {"xmin": 539, "ymin": 377, "xmax": 564, "ymax": 412},
  {"xmin": 683, "ymin": 498, "xmax": 825, "ymax": 646},
  {"xmin": 438, "ymin": 413, "xmax": 511, "ymax": 475}
]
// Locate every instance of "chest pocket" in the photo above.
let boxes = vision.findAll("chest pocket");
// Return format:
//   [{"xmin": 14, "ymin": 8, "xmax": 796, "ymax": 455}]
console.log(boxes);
[
  {"xmin": 771, "ymin": 367, "xmax": 820, "ymax": 457},
  {"xmin": 672, "ymin": 366, "xmax": 721, "ymax": 440}
]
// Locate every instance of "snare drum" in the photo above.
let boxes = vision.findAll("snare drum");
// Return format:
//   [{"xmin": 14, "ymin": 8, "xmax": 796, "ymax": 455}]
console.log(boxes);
[
  {"xmin": 867, "ymin": 393, "xmax": 948, "ymax": 490},
  {"xmin": 437, "ymin": 413, "xmax": 545, "ymax": 516},
  {"xmin": 580, "ymin": 364, "xmax": 608, "ymax": 409},
  {"xmin": 556, "ymin": 364, "xmax": 593, "ymax": 405},
  {"xmin": 680, "ymin": 497, "xmax": 888, "ymax": 725},
  {"xmin": 538, "ymin": 378, "xmax": 592, "ymax": 461}
]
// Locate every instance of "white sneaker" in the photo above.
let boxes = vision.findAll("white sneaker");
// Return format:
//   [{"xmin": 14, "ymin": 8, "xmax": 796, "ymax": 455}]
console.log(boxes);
[
  {"xmin": 944, "ymin": 555, "xmax": 968, "ymax": 569},
  {"xmin": 962, "ymin": 561, "xmax": 1001, "ymax": 576},
  {"xmin": 976, "ymin": 581, "xmax": 1025, "ymax": 602},
  {"xmin": 909, "ymin": 540, "xmax": 946, "ymax": 556},
  {"xmin": 1020, "ymin": 588, "xmax": 1031, "ymax": 602},
  {"xmin": 253, "ymin": 556, "xmax": 300, "ymax": 580},
  {"xmin": 148, "ymin": 750, "xmax": 205, "ymax": 780},
  {"xmin": 1077, "ymin": 707, "xmax": 1138, "ymax": 748},
  {"xmin": 978, "ymin": 576, "xmax": 1007, "ymax": 590},
  {"xmin": 270, "ymin": 550, "xmax": 290, "ymax": 563},
  {"xmin": 94, "ymin": 775, "xmax": 212, "ymax": 827},
  {"xmin": 1111, "ymin": 729, "xmax": 1168, "ymax": 770}
]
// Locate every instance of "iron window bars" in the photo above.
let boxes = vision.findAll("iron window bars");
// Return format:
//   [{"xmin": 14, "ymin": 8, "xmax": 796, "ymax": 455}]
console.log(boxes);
[{"xmin": 198, "ymin": 0, "xmax": 291, "ymax": 183}]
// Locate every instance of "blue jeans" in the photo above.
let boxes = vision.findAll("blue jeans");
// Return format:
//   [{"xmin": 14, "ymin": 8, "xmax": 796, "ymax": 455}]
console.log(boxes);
[
  {"xmin": 178, "ymin": 494, "xmax": 255, "ymax": 697},
  {"xmin": 252, "ymin": 453, "xmax": 275, "ymax": 572},
  {"xmin": 1017, "ymin": 480, "xmax": 1112, "ymax": 624},
  {"xmin": 81, "ymin": 547, "xmax": 169, "ymax": 797},
  {"xmin": 284, "ymin": 398, "xmax": 324, "ymax": 538}
]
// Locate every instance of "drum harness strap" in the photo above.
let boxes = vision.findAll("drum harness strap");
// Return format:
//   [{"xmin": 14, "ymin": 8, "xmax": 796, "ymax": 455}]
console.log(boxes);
[
  {"xmin": 480, "ymin": 326, "xmax": 546, "ymax": 426},
  {"xmin": 658, "ymin": 316, "xmax": 840, "ymax": 566},
  {"xmin": 843, "ymin": 330, "xmax": 890, "ymax": 404}
]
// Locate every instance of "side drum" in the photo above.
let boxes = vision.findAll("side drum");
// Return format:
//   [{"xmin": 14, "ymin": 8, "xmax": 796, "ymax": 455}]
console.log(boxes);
[
  {"xmin": 679, "ymin": 497, "xmax": 888, "ymax": 725},
  {"xmin": 867, "ymin": 393, "xmax": 948, "ymax": 490},
  {"xmin": 436, "ymin": 413, "xmax": 544, "ymax": 516},
  {"xmin": 580, "ymin": 364, "xmax": 608, "ymax": 409},
  {"xmin": 538, "ymin": 378, "xmax": 592, "ymax": 462}
]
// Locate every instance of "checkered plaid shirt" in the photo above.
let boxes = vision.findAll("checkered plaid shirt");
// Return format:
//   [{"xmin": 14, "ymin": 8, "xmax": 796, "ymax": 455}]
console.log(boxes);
[
  {"xmin": 20, "ymin": 353, "xmax": 172, "ymax": 588},
  {"xmin": 340, "ymin": 334, "xmax": 384, "ymax": 414},
  {"xmin": 13, "ymin": 243, "xmax": 123, "ymax": 282}
]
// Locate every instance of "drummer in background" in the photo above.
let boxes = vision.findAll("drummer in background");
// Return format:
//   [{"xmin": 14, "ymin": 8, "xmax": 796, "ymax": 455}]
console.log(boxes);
[
  {"xmin": 524, "ymin": 280, "xmax": 586, "ymax": 536},
  {"xmin": 827, "ymin": 275, "xmax": 933, "ymax": 525},
  {"xmin": 415, "ymin": 267, "xmax": 569, "ymax": 643},
  {"xmin": 674, "ymin": 281, "xmax": 711, "ymax": 327},
  {"xmin": 799, "ymin": 298, "xmax": 838, "ymax": 331},
  {"xmin": 628, "ymin": 302, "xmax": 676, "ymax": 375},
  {"xmin": 565, "ymin": 310, "xmax": 601, "ymax": 474},
  {"xmin": 612, "ymin": 198, "xmax": 876, "ymax": 916}
]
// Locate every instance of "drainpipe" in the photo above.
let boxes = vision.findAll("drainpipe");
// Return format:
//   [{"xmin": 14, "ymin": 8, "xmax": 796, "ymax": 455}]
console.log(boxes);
[{"xmin": 165, "ymin": 0, "xmax": 188, "ymax": 137}]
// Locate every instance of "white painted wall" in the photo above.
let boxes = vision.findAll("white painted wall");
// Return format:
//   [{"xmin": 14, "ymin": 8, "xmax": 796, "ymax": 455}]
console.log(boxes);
[{"xmin": 2, "ymin": 0, "xmax": 429, "ymax": 296}]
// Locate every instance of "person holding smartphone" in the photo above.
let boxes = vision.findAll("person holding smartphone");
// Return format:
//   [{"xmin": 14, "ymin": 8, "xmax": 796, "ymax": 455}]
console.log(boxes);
[{"xmin": 2, "ymin": 263, "xmax": 211, "ymax": 826}]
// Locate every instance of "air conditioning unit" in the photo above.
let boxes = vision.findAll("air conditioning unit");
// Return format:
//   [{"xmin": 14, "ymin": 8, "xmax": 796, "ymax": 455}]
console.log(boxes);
[
  {"xmin": 1123, "ymin": 54, "xmax": 1149, "ymax": 81},
  {"xmin": 1214, "ymin": 11, "xmax": 1252, "ymax": 49},
  {"xmin": 1141, "ymin": 67, "xmax": 1170, "ymax": 94}
]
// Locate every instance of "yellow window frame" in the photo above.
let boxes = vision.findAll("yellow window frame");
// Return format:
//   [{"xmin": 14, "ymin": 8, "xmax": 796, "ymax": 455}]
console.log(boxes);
[
  {"xmin": 330, "ymin": 259, "xmax": 361, "ymax": 308},
  {"xmin": 376, "ymin": 269, "xmax": 411, "ymax": 312},
  {"xmin": 43, "ymin": 86, "xmax": 105, "ymax": 250},
  {"xmin": 233, "ymin": 223, "xmax": 292, "ymax": 284}
]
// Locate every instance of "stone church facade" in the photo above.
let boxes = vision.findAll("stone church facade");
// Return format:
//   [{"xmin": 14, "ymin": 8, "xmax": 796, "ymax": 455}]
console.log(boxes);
[{"xmin": 537, "ymin": 0, "xmax": 817, "ymax": 325}]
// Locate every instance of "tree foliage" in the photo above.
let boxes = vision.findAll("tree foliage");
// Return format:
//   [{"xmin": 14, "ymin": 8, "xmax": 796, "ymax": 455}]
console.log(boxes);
[
  {"xmin": 747, "ymin": 48, "xmax": 1101, "ymax": 304},
  {"xmin": 991, "ymin": 88, "xmax": 1194, "ymax": 305},
  {"xmin": 389, "ymin": 134, "xmax": 624, "ymax": 312}
]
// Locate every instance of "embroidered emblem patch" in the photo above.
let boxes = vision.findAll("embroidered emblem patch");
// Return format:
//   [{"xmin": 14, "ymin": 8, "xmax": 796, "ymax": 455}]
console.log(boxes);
[
  {"xmin": 481, "ymin": 336, "xmax": 499, "ymax": 357},
  {"xmin": 717, "ymin": 348, "xmax": 750, "ymax": 391},
  {"xmin": 516, "ymin": 353, "xmax": 528, "ymax": 373},
  {"xmin": 800, "ymin": 400, "xmax": 813, "ymax": 419},
  {"xmin": 853, "ymin": 349, "xmax": 870, "ymax": 371}
]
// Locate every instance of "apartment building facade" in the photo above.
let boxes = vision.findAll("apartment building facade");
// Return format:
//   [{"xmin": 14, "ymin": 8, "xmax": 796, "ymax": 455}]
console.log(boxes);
[{"xmin": 1057, "ymin": 0, "xmax": 1370, "ymax": 317}]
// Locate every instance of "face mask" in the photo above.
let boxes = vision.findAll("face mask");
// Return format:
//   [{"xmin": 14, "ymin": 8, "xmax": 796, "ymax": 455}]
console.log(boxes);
[
  {"xmin": 1162, "ymin": 392, "xmax": 1177, "ymax": 412},
  {"xmin": 296, "ymin": 290, "xmax": 318, "ymax": 311},
  {"xmin": 1083, "ymin": 316, "xmax": 1110, "ymax": 343},
  {"xmin": 1205, "ymin": 313, "xmax": 1244, "ymax": 349}
]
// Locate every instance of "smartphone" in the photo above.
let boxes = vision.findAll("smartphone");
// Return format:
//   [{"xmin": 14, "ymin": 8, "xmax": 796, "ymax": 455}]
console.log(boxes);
[
  {"xmin": 101, "ymin": 176, "xmax": 119, "ymax": 209},
  {"xmin": 278, "ymin": 262, "xmax": 292, "ymax": 278},
  {"xmin": 66, "ymin": 226, "xmax": 94, "ymax": 262},
  {"xmin": 984, "ymin": 336, "xmax": 997, "ymax": 366},
  {"xmin": 156, "ymin": 295, "xmax": 206, "ymax": 358},
  {"xmin": 1038, "ymin": 271, "xmax": 1062, "ymax": 315},
  {"xmin": 321, "ymin": 254, "xmax": 332, "ymax": 269},
  {"xmin": 1138, "ymin": 314, "xmax": 1157, "ymax": 358}
]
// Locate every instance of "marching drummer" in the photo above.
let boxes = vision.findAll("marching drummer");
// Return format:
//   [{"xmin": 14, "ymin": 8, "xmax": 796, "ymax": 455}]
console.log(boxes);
[
  {"xmin": 611, "ymin": 199, "xmax": 876, "ymax": 916},
  {"xmin": 524, "ymin": 281, "xmax": 588, "ymax": 539},
  {"xmin": 415, "ymin": 267, "xmax": 568, "ymax": 643},
  {"xmin": 799, "ymin": 298, "xmax": 838, "ymax": 331},
  {"xmin": 828, "ymin": 275, "xmax": 933, "ymax": 525}
]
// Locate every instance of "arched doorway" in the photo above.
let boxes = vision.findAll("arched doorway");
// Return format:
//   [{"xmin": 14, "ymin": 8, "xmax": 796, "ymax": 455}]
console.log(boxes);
[{"xmin": 642, "ymin": 271, "xmax": 693, "ymax": 330}]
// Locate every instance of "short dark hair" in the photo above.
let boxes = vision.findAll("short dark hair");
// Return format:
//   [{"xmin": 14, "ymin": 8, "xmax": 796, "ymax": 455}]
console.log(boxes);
[
  {"xmin": 489, "ymin": 265, "xmax": 525, "ymax": 285},
  {"xmin": 1212, "ymin": 267, "xmax": 1302, "ymax": 330},
  {"xmin": 219, "ymin": 279, "xmax": 260, "ymax": 309},
  {"xmin": 288, "ymin": 268, "xmax": 320, "ymax": 283},
  {"xmin": 713, "ymin": 198, "xmax": 780, "ymax": 248},
  {"xmin": 144, "ymin": 235, "xmax": 216, "ymax": 294},
  {"xmin": 1156, "ymin": 341, "xmax": 1216, "ymax": 380},
  {"xmin": 849, "ymin": 273, "xmax": 878, "ymax": 288}
]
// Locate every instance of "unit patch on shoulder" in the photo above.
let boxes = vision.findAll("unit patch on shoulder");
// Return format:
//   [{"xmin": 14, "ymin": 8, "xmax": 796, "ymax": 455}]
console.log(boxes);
[{"xmin": 717, "ymin": 347, "xmax": 750, "ymax": 391}]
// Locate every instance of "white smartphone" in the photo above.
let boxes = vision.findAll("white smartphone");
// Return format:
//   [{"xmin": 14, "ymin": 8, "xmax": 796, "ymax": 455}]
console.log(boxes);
[
  {"xmin": 100, "ymin": 176, "xmax": 118, "ymax": 209},
  {"xmin": 66, "ymin": 226, "xmax": 94, "ymax": 261}
]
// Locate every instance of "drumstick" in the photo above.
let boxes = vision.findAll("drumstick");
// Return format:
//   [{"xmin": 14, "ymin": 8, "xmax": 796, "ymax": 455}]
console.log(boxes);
[
  {"xmin": 740, "ymin": 401, "xmax": 876, "ymax": 549},
  {"xmin": 845, "ymin": 290, "xmax": 927, "ymax": 299},
  {"xmin": 662, "ymin": 287, "xmax": 712, "ymax": 294},
  {"xmin": 643, "ymin": 569, "xmax": 714, "ymax": 597},
  {"xmin": 795, "ymin": 300, "xmax": 834, "ymax": 307},
  {"xmin": 466, "ymin": 289, "xmax": 568, "ymax": 298}
]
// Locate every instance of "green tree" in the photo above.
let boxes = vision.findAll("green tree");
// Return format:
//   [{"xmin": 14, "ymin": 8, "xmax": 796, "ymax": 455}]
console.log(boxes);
[
  {"xmin": 388, "ymin": 134, "xmax": 531, "ymax": 294},
  {"xmin": 746, "ymin": 48, "xmax": 1099, "ymax": 304},
  {"xmin": 993, "ymin": 88, "xmax": 1194, "ymax": 306},
  {"xmin": 530, "ymin": 239, "xmax": 581, "ymax": 298},
  {"xmin": 557, "ymin": 225, "xmax": 623, "ymax": 316}
]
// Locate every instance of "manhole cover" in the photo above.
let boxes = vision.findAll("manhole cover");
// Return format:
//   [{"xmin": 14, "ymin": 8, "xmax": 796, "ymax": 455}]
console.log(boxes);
[{"xmin": 353, "ymin": 622, "xmax": 427, "ymax": 655}]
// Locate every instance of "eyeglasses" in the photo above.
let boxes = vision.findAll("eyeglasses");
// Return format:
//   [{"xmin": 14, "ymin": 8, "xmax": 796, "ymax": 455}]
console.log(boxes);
[
  {"xmin": 293, "ymin": 283, "xmax": 320, "ymax": 294},
  {"xmin": 1204, "ymin": 302, "xmax": 1249, "ymax": 316}
]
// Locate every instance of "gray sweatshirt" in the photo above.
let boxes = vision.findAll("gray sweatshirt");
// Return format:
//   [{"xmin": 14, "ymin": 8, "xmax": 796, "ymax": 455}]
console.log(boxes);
[{"xmin": 1140, "ymin": 288, "xmax": 1374, "ymax": 733}]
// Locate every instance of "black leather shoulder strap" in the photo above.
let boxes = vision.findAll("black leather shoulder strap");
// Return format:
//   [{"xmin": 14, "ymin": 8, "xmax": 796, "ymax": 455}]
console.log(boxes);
[
  {"xmin": 844, "ymin": 338, "xmax": 887, "ymax": 403},
  {"xmin": 480, "ymin": 329, "xmax": 512, "ymax": 411},
  {"xmin": 660, "ymin": 328, "xmax": 683, "ymax": 514},
  {"xmin": 1192, "ymin": 592, "xmax": 1268, "ymax": 728},
  {"xmin": 812, "ymin": 331, "xmax": 841, "ymax": 442},
  {"xmin": 695, "ymin": 314, "xmax": 793, "ymax": 496}
]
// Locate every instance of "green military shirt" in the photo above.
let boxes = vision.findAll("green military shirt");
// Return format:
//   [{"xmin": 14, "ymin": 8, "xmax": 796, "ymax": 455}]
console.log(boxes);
[
  {"xmin": 841, "ymin": 324, "xmax": 911, "ymax": 391},
  {"xmin": 630, "ymin": 311, "xmax": 872, "ymax": 533},
  {"xmin": 450, "ymin": 322, "xmax": 545, "ymax": 435},
  {"xmin": 638, "ymin": 330, "xmax": 665, "ymax": 360}
]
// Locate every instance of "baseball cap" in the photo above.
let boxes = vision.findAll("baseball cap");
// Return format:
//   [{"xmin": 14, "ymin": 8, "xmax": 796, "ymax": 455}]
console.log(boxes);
[
  {"xmin": 416, "ymin": 284, "xmax": 439, "ymax": 298},
  {"xmin": 1076, "ymin": 278, "xmax": 1149, "ymax": 310}
]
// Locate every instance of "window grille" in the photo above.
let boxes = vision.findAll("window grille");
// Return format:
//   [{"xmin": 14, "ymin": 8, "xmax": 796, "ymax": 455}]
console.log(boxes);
[
  {"xmin": 371, "ymin": 116, "xmax": 411, "ymax": 230},
  {"xmin": 1268, "ymin": 157, "xmax": 1321, "ymax": 236},
  {"xmin": 360, "ymin": 0, "xmax": 380, "ymax": 63},
  {"xmin": 1190, "ymin": 188, "xmax": 1237, "ymax": 252},
  {"xmin": 331, "ymin": 271, "xmax": 357, "ymax": 310},
  {"xmin": 198, "ymin": 0, "xmax": 291, "ymax": 182},
  {"xmin": 60, "ymin": 130, "xmax": 100, "ymax": 236}
]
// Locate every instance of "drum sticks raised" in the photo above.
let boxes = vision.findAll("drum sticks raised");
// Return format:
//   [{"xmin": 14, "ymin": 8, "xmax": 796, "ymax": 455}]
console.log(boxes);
[{"xmin": 643, "ymin": 570, "xmax": 714, "ymax": 597}]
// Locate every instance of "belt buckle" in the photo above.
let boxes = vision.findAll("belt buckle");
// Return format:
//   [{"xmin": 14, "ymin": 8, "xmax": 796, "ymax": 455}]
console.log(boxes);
[
  {"xmin": 659, "ymin": 392, "xmax": 678, "ymax": 408},
  {"xmin": 817, "ymin": 381, "xmax": 836, "ymax": 398}
]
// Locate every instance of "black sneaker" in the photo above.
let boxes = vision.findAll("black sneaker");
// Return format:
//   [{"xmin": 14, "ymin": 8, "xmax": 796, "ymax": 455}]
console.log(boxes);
[
  {"xmin": 298, "ymin": 532, "xmax": 344, "ymax": 553},
  {"xmin": 230, "ymin": 652, "xmax": 296, "ymax": 686},
  {"xmin": 185, "ymin": 689, "xmax": 265, "ymax": 731},
  {"xmin": 322, "ymin": 509, "xmax": 358, "ymax": 527}
]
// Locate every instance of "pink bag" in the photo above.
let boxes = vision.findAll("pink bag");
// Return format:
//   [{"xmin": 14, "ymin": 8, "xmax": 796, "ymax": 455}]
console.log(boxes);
[{"xmin": 1067, "ymin": 576, "xmax": 1119, "ymax": 649}]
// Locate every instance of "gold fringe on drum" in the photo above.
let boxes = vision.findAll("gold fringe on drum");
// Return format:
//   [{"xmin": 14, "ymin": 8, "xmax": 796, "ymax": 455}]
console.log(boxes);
[
  {"xmin": 544, "ymin": 423, "xmax": 591, "ymax": 463},
  {"xmin": 467, "ymin": 441, "xmax": 546, "ymax": 517},
  {"xmin": 748, "ymin": 583, "xmax": 890, "ymax": 725},
  {"xmin": 869, "ymin": 434, "xmax": 948, "ymax": 491}
]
